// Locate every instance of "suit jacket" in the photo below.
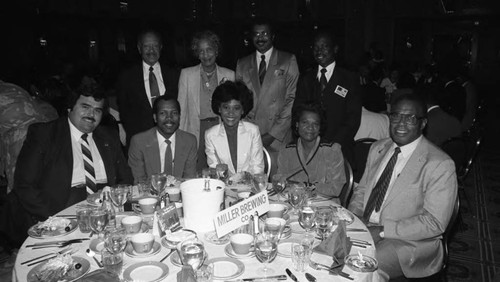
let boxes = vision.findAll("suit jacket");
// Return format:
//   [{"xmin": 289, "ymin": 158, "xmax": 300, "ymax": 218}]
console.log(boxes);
[
  {"xmin": 205, "ymin": 121, "xmax": 264, "ymax": 175},
  {"xmin": 348, "ymin": 137, "xmax": 457, "ymax": 277},
  {"xmin": 295, "ymin": 66, "xmax": 362, "ymax": 165},
  {"xmin": 116, "ymin": 62, "xmax": 180, "ymax": 144},
  {"xmin": 13, "ymin": 117, "xmax": 133, "ymax": 220},
  {"xmin": 425, "ymin": 106, "xmax": 462, "ymax": 147},
  {"xmin": 178, "ymin": 64, "xmax": 235, "ymax": 143},
  {"xmin": 236, "ymin": 49, "xmax": 299, "ymax": 149},
  {"xmin": 128, "ymin": 128, "xmax": 197, "ymax": 182}
]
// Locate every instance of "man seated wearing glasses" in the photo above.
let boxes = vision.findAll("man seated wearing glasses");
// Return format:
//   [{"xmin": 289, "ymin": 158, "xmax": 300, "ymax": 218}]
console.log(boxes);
[{"xmin": 348, "ymin": 93, "xmax": 457, "ymax": 281}]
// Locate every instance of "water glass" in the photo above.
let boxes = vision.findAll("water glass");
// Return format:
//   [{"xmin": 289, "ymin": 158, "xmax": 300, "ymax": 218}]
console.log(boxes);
[
  {"xmin": 315, "ymin": 207, "xmax": 334, "ymax": 241},
  {"xmin": 102, "ymin": 249, "xmax": 123, "ymax": 276},
  {"xmin": 150, "ymin": 173, "xmax": 168, "ymax": 196},
  {"xmin": 271, "ymin": 174, "xmax": 286, "ymax": 200},
  {"xmin": 179, "ymin": 238, "xmax": 206, "ymax": 270},
  {"xmin": 195, "ymin": 264, "xmax": 213, "ymax": 282},
  {"xmin": 90, "ymin": 208, "xmax": 109, "ymax": 239},
  {"xmin": 76, "ymin": 208, "xmax": 92, "ymax": 233},
  {"xmin": 253, "ymin": 173, "xmax": 268, "ymax": 191},
  {"xmin": 288, "ymin": 184, "xmax": 306, "ymax": 214},
  {"xmin": 110, "ymin": 186, "xmax": 129, "ymax": 212},
  {"xmin": 291, "ymin": 242, "xmax": 307, "ymax": 272},
  {"xmin": 104, "ymin": 227, "xmax": 127, "ymax": 254},
  {"xmin": 254, "ymin": 233, "xmax": 278, "ymax": 276},
  {"xmin": 298, "ymin": 205, "xmax": 316, "ymax": 234}
]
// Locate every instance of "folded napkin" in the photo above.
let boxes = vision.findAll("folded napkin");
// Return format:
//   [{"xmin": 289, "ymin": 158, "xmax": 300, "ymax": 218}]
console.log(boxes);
[
  {"xmin": 177, "ymin": 265, "xmax": 197, "ymax": 282},
  {"xmin": 313, "ymin": 220, "xmax": 352, "ymax": 266},
  {"xmin": 79, "ymin": 269, "xmax": 120, "ymax": 282}
]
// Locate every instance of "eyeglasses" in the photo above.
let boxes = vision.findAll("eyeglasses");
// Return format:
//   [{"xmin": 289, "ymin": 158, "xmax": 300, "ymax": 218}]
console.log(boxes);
[
  {"xmin": 253, "ymin": 31, "xmax": 271, "ymax": 38},
  {"xmin": 388, "ymin": 113, "xmax": 425, "ymax": 125}
]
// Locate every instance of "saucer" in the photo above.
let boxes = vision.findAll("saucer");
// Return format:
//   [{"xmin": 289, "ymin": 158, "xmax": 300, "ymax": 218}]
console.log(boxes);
[
  {"xmin": 224, "ymin": 244, "xmax": 255, "ymax": 259},
  {"xmin": 125, "ymin": 241, "xmax": 161, "ymax": 258},
  {"xmin": 205, "ymin": 257, "xmax": 244, "ymax": 280},
  {"xmin": 123, "ymin": 261, "xmax": 169, "ymax": 282},
  {"xmin": 161, "ymin": 229, "xmax": 197, "ymax": 249}
]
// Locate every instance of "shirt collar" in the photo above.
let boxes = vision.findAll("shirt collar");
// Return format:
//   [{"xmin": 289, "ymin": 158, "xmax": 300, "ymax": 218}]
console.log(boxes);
[
  {"xmin": 391, "ymin": 135, "xmax": 422, "ymax": 159},
  {"xmin": 217, "ymin": 121, "xmax": 245, "ymax": 136},
  {"xmin": 256, "ymin": 47, "xmax": 273, "ymax": 64},
  {"xmin": 143, "ymin": 61, "xmax": 160, "ymax": 75},
  {"xmin": 427, "ymin": 105, "xmax": 439, "ymax": 112},
  {"xmin": 68, "ymin": 118, "xmax": 93, "ymax": 141},
  {"xmin": 156, "ymin": 130, "xmax": 176, "ymax": 144},
  {"xmin": 317, "ymin": 61, "xmax": 336, "ymax": 79}
]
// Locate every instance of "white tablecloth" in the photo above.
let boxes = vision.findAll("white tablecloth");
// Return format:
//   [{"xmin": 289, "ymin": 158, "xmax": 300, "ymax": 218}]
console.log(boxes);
[{"xmin": 14, "ymin": 199, "xmax": 382, "ymax": 282}]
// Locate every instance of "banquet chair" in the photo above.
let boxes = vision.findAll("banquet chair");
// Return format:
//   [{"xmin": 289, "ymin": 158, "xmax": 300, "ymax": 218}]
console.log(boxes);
[
  {"xmin": 338, "ymin": 159, "xmax": 354, "ymax": 208},
  {"xmin": 353, "ymin": 138, "xmax": 377, "ymax": 182},
  {"xmin": 263, "ymin": 147, "xmax": 271, "ymax": 179}
]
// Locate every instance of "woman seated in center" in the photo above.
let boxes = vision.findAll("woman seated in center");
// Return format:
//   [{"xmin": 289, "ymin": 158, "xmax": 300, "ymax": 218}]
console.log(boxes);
[
  {"xmin": 205, "ymin": 81, "xmax": 264, "ymax": 175},
  {"xmin": 277, "ymin": 102, "xmax": 345, "ymax": 197}
]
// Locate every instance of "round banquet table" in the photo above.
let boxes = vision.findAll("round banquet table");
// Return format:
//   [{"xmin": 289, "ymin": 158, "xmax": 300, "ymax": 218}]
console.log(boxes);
[{"xmin": 14, "ymin": 195, "xmax": 382, "ymax": 282}]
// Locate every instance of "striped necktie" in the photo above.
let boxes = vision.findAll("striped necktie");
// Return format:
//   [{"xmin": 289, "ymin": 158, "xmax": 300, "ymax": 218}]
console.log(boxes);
[
  {"xmin": 81, "ymin": 134, "xmax": 97, "ymax": 194},
  {"xmin": 164, "ymin": 139, "xmax": 173, "ymax": 175},
  {"xmin": 363, "ymin": 147, "xmax": 401, "ymax": 221},
  {"xmin": 258, "ymin": 55, "xmax": 266, "ymax": 85}
]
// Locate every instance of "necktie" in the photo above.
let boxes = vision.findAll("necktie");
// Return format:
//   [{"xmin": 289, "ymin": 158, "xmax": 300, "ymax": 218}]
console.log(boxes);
[
  {"xmin": 149, "ymin": 66, "xmax": 160, "ymax": 103},
  {"xmin": 319, "ymin": 68, "xmax": 328, "ymax": 91},
  {"xmin": 363, "ymin": 147, "xmax": 401, "ymax": 221},
  {"xmin": 81, "ymin": 134, "xmax": 97, "ymax": 194},
  {"xmin": 164, "ymin": 139, "xmax": 173, "ymax": 175},
  {"xmin": 258, "ymin": 54, "xmax": 266, "ymax": 85}
]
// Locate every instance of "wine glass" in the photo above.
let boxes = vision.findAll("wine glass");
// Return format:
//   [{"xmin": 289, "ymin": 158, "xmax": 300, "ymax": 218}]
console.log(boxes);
[
  {"xmin": 298, "ymin": 205, "xmax": 316, "ymax": 235},
  {"xmin": 254, "ymin": 232, "xmax": 278, "ymax": 276},
  {"xmin": 110, "ymin": 186, "xmax": 129, "ymax": 212},
  {"xmin": 271, "ymin": 174, "xmax": 286, "ymax": 201},
  {"xmin": 179, "ymin": 238, "xmax": 206, "ymax": 270},
  {"xmin": 314, "ymin": 207, "xmax": 334, "ymax": 241},
  {"xmin": 90, "ymin": 208, "xmax": 109, "ymax": 239},
  {"xmin": 288, "ymin": 184, "xmax": 306, "ymax": 215},
  {"xmin": 253, "ymin": 173, "xmax": 268, "ymax": 191},
  {"xmin": 216, "ymin": 164, "xmax": 229, "ymax": 183},
  {"xmin": 263, "ymin": 218, "xmax": 285, "ymax": 242},
  {"xmin": 150, "ymin": 173, "xmax": 168, "ymax": 196},
  {"xmin": 104, "ymin": 226, "xmax": 127, "ymax": 254}
]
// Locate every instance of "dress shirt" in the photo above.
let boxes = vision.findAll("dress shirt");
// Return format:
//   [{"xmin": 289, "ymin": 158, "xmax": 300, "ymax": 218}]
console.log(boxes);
[
  {"xmin": 255, "ymin": 47, "xmax": 273, "ymax": 71},
  {"xmin": 142, "ymin": 61, "xmax": 166, "ymax": 106},
  {"xmin": 69, "ymin": 119, "xmax": 107, "ymax": 186},
  {"xmin": 369, "ymin": 136, "xmax": 422, "ymax": 224},
  {"xmin": 316, "ymin": 61, "xmax": 336, "ymax": 82},
  {"xmin": 157, "ymin": 130, "xmax": 176, "ymax": 172}
]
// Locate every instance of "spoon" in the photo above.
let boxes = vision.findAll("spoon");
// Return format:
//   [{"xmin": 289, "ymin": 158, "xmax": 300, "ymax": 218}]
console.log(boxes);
[{"xmin": 86, "ymin": 248, "xmax": 103, "ymax": 268}]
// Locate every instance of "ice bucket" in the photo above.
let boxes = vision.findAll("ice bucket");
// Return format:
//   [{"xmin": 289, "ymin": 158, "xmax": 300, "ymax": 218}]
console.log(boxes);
[{"xmin": 180, "ymin": 178, "xmax": 225, "ymax": 233}]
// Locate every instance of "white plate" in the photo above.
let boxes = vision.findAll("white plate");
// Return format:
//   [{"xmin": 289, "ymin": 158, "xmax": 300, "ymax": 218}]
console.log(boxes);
[
  {"xmin": 224, "ymin": 244, "xmax": 255, "ymax": 259},
  {"xmin": 89, "ymin": 238, "xmax": 105, "ymax": 254},
  {"xmin": 27, "ymin": 256, "xmax": 90, "ymax": 282},
  {"xmin": 206, "ymin": 257, "xmax": 245, "ymax": 280},
  {"xmin": 123, "ymin": 261, "xmax": 169, "ymax": 282},
  {"xmin": 28, "ymin": 219, "xmax": 78, "ymax": 239},
  {"xmin": 125, "ymin": 241, "xmax": 161, "ymax": 258}
]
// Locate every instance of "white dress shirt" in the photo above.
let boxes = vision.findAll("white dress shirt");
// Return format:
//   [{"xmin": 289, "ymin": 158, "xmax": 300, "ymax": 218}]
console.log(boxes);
[
  {"xmin": 142, "ymin": 61, "xmax": 166, "ymax": 106},
  {"xmin": 69, "ymin": 119, "xmax": 107, "ymax": 187},
  {"xmin": 255, "ymin": 47, "xmax": 273, "ymax": 71},
  {"xmin": 369, "ymin": 136, "xmax": 422, "ymax": 224},
  {"xmin": 157, "ymin": 130, "xmax": 176, "ymax": 172},
  {"xmin": 316, "ymin": 61, "xmax": 336, "ymax": 82}
]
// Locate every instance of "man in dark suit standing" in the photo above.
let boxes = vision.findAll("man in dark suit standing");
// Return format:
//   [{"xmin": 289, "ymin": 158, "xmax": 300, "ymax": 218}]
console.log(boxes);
[
  {"xmin": 117, "ymin": 30, "xmax": 180, "ymax": 145},
  {"xmin": 295, "ymin": 31, "xmax": 362, "ymax": 165},
  {"xmin": 128, "ymin": 96, "xmax": 197, "ymax": 183},
  {"xmin": 8, "ymin": 85, "xmax": 132, "ymax": 233}
]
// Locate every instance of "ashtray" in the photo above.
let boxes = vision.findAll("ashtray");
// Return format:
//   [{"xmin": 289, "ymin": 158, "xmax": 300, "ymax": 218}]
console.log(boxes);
[{"xmin": 345, "ymin": 254, "xmax": 378, "ymax": 272}]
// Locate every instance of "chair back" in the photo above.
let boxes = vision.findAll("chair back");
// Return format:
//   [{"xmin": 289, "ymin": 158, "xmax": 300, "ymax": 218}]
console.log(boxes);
[
  {"xmin": 263, "ymin": 147, "xmax": 271, "ymax": 179},
  {"xmin": 442, "ymin": 195, "xmax": 460, "ymax": 270},
  {"xmin": 458, "ymin": 127, "xmax": 483, "ymax": 182},
  {"xmin": 353, "ymin": 138, "xmax": 377, "ymax": 182},
  {"xmin": 441, "ymin": 137, "xmax": 467, "ymax": 171},
  {"xmin": 338, "ymin": 159, "xmax": 354, "ymax": 207}
]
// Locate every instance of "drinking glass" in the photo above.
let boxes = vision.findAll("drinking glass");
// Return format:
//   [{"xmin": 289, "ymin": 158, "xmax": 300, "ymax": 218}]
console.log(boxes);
[
  {"xmin": 253, "ymin": 173, "xmax": 268, "ymax": 191},
  {"xmin": 101, "ymin": 249, "xmax": 123, "ymax": 276},
  {"xmin": 179, "ymin": 238, "xmax": 206, "ymax": 270},
  {"xmin": 263, "ymin": 219, "xmax": 284, "ymax": 242},
  {"xmin": 150, "ymin": 173, "xmax": 168, "ymax": 196},
  {"xmin": 271, "ymin": 174, "xmax": 286, "ymax": 201},
  {"xmin": 288, "ymin": 184, "xmax": 306, "ymax": 214},
  {"xmin": 110, "ymin": 186, "xmax": 129, "ymax": 212},
  {"xmin": 298, "ymin": 205, "xmax": 316, "ymax": 234},
  {"xmin": 216, "ymin": 164, "xmax": 229, "ymax": 183},
  {"xmin": 104, "ymin": 227, "xmax": 127, "ymax": 254},
  {"xmin": 254, "ymin": 232, "xmax": 278, "ymax": 276},
  {"xmin": 90, "ymin": 208, "xmax": 109, "ymax": 239},
  {"xmin": 314, "ymin": 207, "xmax": 334, "ymax": 241}
]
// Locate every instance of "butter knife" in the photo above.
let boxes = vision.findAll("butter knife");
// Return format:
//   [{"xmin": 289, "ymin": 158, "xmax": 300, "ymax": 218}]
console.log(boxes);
[
  {"xmin": 225, "ymin": 274, "xmax": 287, "ymax": 282},
  {"xmin": 305, "ymin": 272, "xmax": 317, "ymax": 282},
  {"xmin": 286, "ymin": 268, "xmax": 298, "ymax": 282}
]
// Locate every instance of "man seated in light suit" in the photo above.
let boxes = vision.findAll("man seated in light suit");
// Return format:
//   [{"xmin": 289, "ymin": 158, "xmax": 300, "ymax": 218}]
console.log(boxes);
[
  {"xmin": 128, "ymin": 96, "xmax": 197, "ymax": 183},
  {"xmin": 348, "ymin": 93, "xmax": 458, "ymax": 281}
]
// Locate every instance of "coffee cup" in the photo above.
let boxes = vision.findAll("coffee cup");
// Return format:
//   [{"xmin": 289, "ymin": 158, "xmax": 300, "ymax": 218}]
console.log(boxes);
[
  {"xmin": 137, "ymin": 198, "xmax": 158, "ymax": 214},
  {"xmin": 166, "ymin": 188, "xmax": 181, "ymax": 202},
  {"xmin": 131, "ymin": 233, "xmax": 155, "ymax": 253},
  {"xmin": 230, "ymin": 233, "xmax": 254, "ymax": 255},
  {"xmin": 121, "ymin": 216, "xmax": 143, "ymax": 234},
  {"xmin": 267, "ymin": 203, "xmax": 286, "ymax": 218}
]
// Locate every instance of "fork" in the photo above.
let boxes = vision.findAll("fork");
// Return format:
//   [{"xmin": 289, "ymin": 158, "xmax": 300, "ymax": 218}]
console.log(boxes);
[
  {"xmin": 21, "ymin": 247, "xmax": 72, "ymax": 266},
  {"xmin": 309, "ymin": 261, "xmax": 353, "ymax": 280},
  {"xmin": 27, "ymin": 248, "xmax": 77, "ymax": 267},
  {"xmin": 30, "ymin": 239, "xmax": 84, "ymax": 249}
]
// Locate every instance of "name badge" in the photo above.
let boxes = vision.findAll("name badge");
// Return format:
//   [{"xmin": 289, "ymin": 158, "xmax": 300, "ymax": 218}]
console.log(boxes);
[{"xmin": 334, "ymin": 85, "xmax": 348, "ymax": 97}]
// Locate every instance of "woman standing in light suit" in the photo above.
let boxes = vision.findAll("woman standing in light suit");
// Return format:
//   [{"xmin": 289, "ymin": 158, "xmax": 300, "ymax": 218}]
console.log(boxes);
[
  {"xmin": 205, "ymin": 81, "xmax": 264, "ymax": 176},
  {"xmin": 178, "ymin": 30, "xmax": 235, "ymax": 170}
]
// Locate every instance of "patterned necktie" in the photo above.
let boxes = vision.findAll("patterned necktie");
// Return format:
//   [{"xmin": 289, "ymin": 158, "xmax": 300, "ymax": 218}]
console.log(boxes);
[
  {"xmin": 81, "ymin": 134, "xmax": 97, "ymax": 194},
  {"xmin": 363, "ymin": 147, "xmax": 401, "ymax": 221},
  {"xmin": 149, "ymin": 66, "xmax": 160, "ymax": 103},
  {"xmin": 319, "ymin": 68, "xmax": 328, "ymax": 92},
  {"xmin": 258, "ymin": 54, "xmax": 266, "ymax": 85},
  {"xmin": 164, "ymin": 139, "xmax": 173, "ymax": 175}
]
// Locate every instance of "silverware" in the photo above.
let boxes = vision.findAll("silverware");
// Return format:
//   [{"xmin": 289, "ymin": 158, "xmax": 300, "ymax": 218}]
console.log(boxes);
[
  {"xmin": 305, "ymin": 272, "xmax": 317, "ymax": 282},
  {"xmin": 351, "ymin": 242, "xmax": 367, "ymax": 248},
  {"xmin": 159, "ymin": 249, "xmax": 174, "ymax": 262},
  {"xmin": 350, "ymin": 238, "xmax": 371, "ymax": 245},
  {"xmin": 286, "ymin": 268, "xmax": 298, "ymax": 282},
  {"xmin": 26, "ymin": 238, "xmax": 89, "ymax": 247},
  {"xmin": 23, "ymin": 247, "xmax": 74, "ymax": 266},
  {"xmin": 86, "ymin": 249, "xmax": 103, "ymax": 268},
  {"xmin": 224, "ymin": 274, "xmax": 287, "ymax": 281},
  {"xmin": 346, "ymin": 228, "xmax": 367, "ymax": 232}
]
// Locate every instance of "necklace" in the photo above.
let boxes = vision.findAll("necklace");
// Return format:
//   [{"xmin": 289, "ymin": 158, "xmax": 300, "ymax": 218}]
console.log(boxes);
[{"xmin": 203, "ymin": 69, "xmax": 216, "ymax": 88}]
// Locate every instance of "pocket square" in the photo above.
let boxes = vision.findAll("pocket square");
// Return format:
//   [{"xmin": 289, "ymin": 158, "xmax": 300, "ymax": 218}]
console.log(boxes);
[{"xmin": 274, "ymin": 69, "xmax": 285, "ymax": 76}]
